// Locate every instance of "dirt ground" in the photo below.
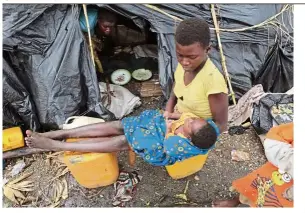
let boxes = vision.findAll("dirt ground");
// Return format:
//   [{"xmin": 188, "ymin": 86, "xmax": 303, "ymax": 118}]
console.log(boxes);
[{"xmin": 3, "ymin": 97, "xmax": 267, "ymax": 208}]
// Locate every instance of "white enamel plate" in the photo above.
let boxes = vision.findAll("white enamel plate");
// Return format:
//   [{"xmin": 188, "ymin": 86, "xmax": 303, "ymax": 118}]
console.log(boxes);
[
  {"xmin": 110, "ymin": 69, "xmax": 132, "ymax": 85},
  {"xmin": 132, "ymin": 69, "xmax": 152, "ymax": 81}
]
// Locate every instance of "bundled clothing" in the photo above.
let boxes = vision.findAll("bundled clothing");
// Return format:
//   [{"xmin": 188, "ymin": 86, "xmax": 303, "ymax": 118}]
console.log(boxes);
[{"xmin": 112, "ymin": 171, "xmax": 142, "ymax": 207}]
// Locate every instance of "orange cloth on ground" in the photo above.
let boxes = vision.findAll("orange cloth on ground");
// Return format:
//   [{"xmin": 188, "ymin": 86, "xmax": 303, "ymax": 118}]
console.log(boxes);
[
  {"xmin": 266, "ymin": 123, "xmax": 293, "ymax": 145},
  {"xmin": 232, "ymin": 123, "xmax": 293, "ymax": 207}
]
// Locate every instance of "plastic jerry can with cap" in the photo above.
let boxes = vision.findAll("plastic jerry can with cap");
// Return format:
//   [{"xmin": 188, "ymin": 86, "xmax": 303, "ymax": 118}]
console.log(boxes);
[
  {"xmin": 63, "ymin": 138, "xmax": 119, "ymax": 188},
  {"xmin": 61, "ymin": 116, "xmax": 105, "ymax": 130},
  {"xmin": 165, "ymin": 153, "xmax": 209, "ymax": 179},
  {"xmin": 3, "ymin": 127, "xmax": 25, "ymax": 152}
]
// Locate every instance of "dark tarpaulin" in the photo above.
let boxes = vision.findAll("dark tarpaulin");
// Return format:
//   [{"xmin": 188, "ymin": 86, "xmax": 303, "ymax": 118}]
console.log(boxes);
[
  {"xmin": 3, "ymin": 4, "xmax": 63, "ymax": 55},
  {"xmin": 3, "ymin": 4, "xmax": 114, "ymax": 131},
  {"xmin": 3, "ymin": 57, "xmax": 40, "ymax": 131},
  {"xmin": 251, "ymin": 94, "xmax": 293, "ymax": 134},
  {"xmin": 3, "ymin": 4, "xmax": 293, "ymax": 131},
  {"xmin": 98, "ymin": 4, "xmax": 293, "ymax": 99},
  {"xmin": 254, "ymin": 40, "xmax": 293, "ymax": 93}
]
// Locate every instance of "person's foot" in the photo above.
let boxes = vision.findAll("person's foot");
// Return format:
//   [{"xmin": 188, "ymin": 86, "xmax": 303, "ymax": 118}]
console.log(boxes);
[
  {"xmin": 25, "ymin": 130, "xmax": 62, "ymax": 151},
  {"xmin": 25, "ymin": 130, "xmax": 33, "ymax": 137},
  {"xmin": 212, "ymin": 198, "xmax": 240, "ymax": 207},
  {"xmin": 26, "ymin": 129, "xmax": 63, "ymax": 140}
]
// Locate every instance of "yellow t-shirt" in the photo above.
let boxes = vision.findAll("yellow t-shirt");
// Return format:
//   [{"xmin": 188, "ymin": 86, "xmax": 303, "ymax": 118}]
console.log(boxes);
[
  {"xmin": 166, "ymin": 112, "xmax": 199, "ymax": 139},
  {"xmin": 173, "ymin": 58, "xmax": 228, "ymax": 119}
]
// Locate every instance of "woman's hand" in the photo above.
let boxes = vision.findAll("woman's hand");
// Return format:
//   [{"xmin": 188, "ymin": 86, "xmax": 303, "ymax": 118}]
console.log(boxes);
[{"xmin": 163, "ymin": 111, "xmax": 172, "ymax": 119}]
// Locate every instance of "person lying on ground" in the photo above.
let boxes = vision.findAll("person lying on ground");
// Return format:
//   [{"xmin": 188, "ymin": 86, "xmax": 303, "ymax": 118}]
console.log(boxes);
[
  {"xmin": 212, "ymin": 123, "xmax": 293, "ymax": 207},
  {"xmin": 25, "ymin": 109, "xmax": 220, "ymax": 166},
  {"xmin": 164, "ymin": 17, "xmax": 228, "ymax": 133}
]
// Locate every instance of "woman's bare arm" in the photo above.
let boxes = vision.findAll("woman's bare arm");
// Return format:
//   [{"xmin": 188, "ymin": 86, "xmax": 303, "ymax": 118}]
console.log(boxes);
[
  {"xmin": 165, "ymin": 82, "xmax": 177, "ymax": 113},
  {"xmin": 208, "ymin": 93, "xmax": 228, "ymax": 133}
]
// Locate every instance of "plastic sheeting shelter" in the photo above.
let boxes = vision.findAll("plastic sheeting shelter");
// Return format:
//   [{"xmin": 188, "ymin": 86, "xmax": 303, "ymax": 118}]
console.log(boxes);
[
  {"xmin": 3, "ymin": 4, "xmax": 293, "ymax": 131},
  {"xmin": 3, "ymin": 4, "xmax": 115, "ymax": 131},
  {"xmin": 98, "ymin": 4, "xmax": 293, "ymax": 98}
]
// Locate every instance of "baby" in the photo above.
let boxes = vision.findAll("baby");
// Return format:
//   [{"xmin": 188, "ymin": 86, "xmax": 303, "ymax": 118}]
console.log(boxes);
[{"xmin": 25, "ymin": 109, "xmax": 219, "ymax": 166}]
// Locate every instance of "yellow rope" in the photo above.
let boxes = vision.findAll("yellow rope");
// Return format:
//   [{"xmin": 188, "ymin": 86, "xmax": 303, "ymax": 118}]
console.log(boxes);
[
  {"xmin": 144, "ymin": 4, "xmax": 182, "ymax": 22},
  {"xmin": 143, "ymin": 4, "xmax": 293, "ymax": 33},
  {"xmin": 217, "ymin": 4, "xmax": 291, "ymax": 32}
]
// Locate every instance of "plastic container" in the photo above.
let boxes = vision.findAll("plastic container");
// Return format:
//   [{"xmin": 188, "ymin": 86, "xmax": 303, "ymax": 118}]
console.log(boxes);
[
  {"xmin": 63, "ymin": 138, "xmax": 119, "ymax": 188},
  {"xmin": 62, "ymin": 116, "xmax": 105, "ymax": 130},
  {"xmin": 165, "ymin": 154, "xmax": 209, "ymax": 179},
  {"xmin": 3, "ymin": 127, "xmax": 25, "ymax": 152}
]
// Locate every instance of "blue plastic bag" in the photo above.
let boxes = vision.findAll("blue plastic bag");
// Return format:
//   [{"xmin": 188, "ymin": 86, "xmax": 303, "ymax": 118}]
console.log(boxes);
[{"xmin": 79, "ymin": 8, "xmax": 98, "ymax": 34}]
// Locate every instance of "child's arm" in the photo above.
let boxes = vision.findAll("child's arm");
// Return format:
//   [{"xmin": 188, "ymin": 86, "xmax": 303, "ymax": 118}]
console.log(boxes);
[
  {"xmin": 165, "ymin": 119, "xmax": 173, "ymax": 137},
  {"xmin": 169, "ymin": 112, "xmax": 182, "ymax": 120},
  {"xmin": 164, "ymin": 112, "xmax": 182, "ymax": 120}
]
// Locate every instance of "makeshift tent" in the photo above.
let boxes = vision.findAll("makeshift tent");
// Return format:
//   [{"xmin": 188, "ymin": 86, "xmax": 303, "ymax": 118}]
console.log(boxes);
[
  {"xmin": 2, "ymin": 4, "xmax": 293, "ymax": 131},
  {"xmin": 3, "ymin": 4, "xmax": 115, "ymax": 131}
]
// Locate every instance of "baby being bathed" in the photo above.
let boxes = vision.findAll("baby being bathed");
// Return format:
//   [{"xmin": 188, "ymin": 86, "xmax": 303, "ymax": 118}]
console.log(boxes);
[{"xmin": 25, "ymin": 110, "xmax": 219, "ymax": 166}]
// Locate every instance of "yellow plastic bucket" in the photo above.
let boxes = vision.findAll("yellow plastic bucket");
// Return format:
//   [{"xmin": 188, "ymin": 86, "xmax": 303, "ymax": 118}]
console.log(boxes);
[{"xmin": 166, "ymin": 154, "xmax": 209, "ymax": 179}]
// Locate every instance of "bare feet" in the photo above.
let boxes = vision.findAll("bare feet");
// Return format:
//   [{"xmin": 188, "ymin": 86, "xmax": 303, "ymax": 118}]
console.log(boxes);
[
  {"xmin": 212, "ymin": 197, "xmax": 240, "ymax": 207},
  {"xmin": 26, "ymin": 129, "xmax": 64, "ymax": 140},
  {"xmin": 25, "ymin": 130, "xmax": 63, "ymax": 151}
]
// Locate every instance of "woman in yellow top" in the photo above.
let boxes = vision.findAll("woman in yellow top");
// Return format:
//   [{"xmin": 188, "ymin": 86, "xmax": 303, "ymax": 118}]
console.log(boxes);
[{"xmin": 164, "ymin": 18, "xmax": 228, "ymax": 133}]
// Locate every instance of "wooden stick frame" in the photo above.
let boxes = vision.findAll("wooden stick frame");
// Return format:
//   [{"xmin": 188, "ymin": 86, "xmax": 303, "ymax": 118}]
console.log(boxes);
[
  {"xmin": 211, "ymin": 4, "xmax": 237, "ymax": 105},
  {"xmin": 82, "ymin": 4, "xmax": 96, "ymax": 68}
]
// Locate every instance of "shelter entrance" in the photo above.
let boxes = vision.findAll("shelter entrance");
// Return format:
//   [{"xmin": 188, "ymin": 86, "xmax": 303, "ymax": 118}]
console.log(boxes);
[{"xmin": 83, "ymin": 6, "xmax": 163, "ymax": 98}]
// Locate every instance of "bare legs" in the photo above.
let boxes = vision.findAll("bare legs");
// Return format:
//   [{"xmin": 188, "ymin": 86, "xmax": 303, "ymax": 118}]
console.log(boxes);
[
  {"xmin": 25, "ymin": 121, "xmax": 129, "ymax": 153},
  {"xmin": 33, "ymin": 121, "xmax": 123, "ymax": 140},
  {"xmin": 24, "ymin": 120, "xmax": 128, "ymax": 153},
  {"xmin": 25, "ymin": 131, "xmax": 129, "ymax": 153}
]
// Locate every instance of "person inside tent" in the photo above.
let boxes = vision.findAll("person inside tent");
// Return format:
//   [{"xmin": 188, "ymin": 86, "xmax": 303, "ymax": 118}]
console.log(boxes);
[
  {"xmin": 95, "ymin": 8, "xmax": 117, "ymax": 58},
  {"xmin": 81, "ymin": 8, "xmax": 117, "ymax": 80},
  {"xmin": 212, "ymin": 122, "xmax": 294, "ymax": 207},
  {"xmin": 25, "ymin": 110, "xmax": 220, "ymax": 167},
  {"xmin": 164, "ymin": 18, "xmax": 228, "ymax": 133}
]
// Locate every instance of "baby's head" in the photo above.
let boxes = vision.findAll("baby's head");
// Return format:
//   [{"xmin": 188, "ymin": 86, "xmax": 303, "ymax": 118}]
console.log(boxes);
[{"xmin": 183, "ymin": 117, "xmax": 218, "ymax": 149}]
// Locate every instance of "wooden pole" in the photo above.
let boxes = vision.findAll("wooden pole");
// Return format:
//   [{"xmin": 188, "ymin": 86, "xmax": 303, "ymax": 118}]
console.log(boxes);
[
  {"xmin": 211, "ymin": 4, "xmax": 237, "ymax": 105},
  {"xmin": 94, "ymin": 50, "xmax": 104, "ymax": 73},
  {"xmin": 82, "ymin": 4, "xmax": 96, "ymax": 68}
]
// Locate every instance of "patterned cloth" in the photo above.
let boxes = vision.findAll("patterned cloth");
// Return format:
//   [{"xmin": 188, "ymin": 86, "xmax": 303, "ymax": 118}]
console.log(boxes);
[
  {"xmin": 121, "ymin": 110, "xmax": 211, "ymax": 166},
  {"xmin": 228, "ymin": 84, "xmax": 266, "ymax": 127},
  {"xmin": 270, "ymin": 103, "xmax": 293, "ymax": 125},
  {"xmin": 112, "ymin": 171, "xmax": 142, "ymax": 207}
]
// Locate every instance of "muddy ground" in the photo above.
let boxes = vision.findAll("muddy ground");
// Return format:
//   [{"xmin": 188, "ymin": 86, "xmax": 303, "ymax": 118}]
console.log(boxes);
[{"xmin": 3, "ymin": 97, "xmax": 267, "ymax": 207}]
